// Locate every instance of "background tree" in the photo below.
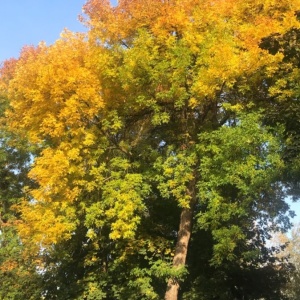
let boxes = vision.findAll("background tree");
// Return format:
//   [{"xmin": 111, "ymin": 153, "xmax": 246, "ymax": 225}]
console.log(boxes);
[
  {"xmin": 259, "ymin": 13, "xmax": 300, "ymax": 198},
  {"xmin": 269, "ymin": 223, "xmax": 300, "ymax": 300},
  {"xmin": 0, "ymin": 60, "xmax": 42, "ymax": 299},
  {"xmin": 259, "ymin": 13, "xmax": 300, "ymax": 299}
]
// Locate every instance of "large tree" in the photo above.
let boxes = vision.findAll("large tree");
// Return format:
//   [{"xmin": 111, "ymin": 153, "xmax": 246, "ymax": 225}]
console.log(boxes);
[{"xmin": 1, "ymin": 1, "xmax": 300, "ymax": 299}]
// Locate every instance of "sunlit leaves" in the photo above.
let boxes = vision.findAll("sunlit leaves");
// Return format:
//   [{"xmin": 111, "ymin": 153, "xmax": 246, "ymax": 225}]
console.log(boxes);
[
  {"xmin": 155, "ymin": 150, "xmax": 196, "ymax": 208},
  {"xmin": 6, "ymin": 31, "xmax": 103, "ymax": 143},
  {"xmin": 84, "ymin": 0, "xmax": 300, "ymax": 104},
  {"xmin": 85, "ymin": 157, "xmax": 150, "ymax": 240},
  {"xmin": 1, "ymin": 0, "xmax": 300, "ymax": 298}
]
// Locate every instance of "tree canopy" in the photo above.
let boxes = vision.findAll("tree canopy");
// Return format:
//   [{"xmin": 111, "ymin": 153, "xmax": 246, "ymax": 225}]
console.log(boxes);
[{"xmin": 1, "ymin": 1, "xmax": 300, "ymax": 299}]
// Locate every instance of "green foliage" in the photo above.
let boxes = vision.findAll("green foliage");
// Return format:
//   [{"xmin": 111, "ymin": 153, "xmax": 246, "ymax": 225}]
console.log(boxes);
[
  {"xmin": 0, "ymin": 97, "xmax": 42, "ymax": 299},
  {"xmin": 195, "ymin": 112, "xmax": 287, "ymax": 265},
  {"xmin": 1, "ymin": 1, "xmax": 300, "ymax": 299},
  {"xmin": 155, "ymin": 149, "xmax": 197, "ymax": 208}
]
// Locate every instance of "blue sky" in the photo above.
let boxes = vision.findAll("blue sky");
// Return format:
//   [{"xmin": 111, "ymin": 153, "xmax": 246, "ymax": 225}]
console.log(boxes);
[
  {"xmin": 0, "ymin": 1, "xmax": 117, "ymax": 62},
  {"xmin": 1, "ymin": 1, "xmax": 300, "ymax": 228},
  {"xmin": 0, "ymin": 1, "xmax": 87, "ymax": 62}
]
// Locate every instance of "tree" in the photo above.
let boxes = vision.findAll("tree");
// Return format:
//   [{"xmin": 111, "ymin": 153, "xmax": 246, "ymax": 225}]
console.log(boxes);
[
  {"xmin": 259, "ymin": 16, "xmax": 300, "ymax": 202},
  {"xmin": 259, "ymin": 18, "xmax": 300, "ymax": 298},
  {"xmin": 270, "ymin": 224, "xmax": 300, "ymax": 300},
  {"xmin": 1, "ymin": 1, "xmax": 300, "ymax": 299},
  {"xmin": 0, "ymin": 60, "xmax": 43, "ymax": 299}
]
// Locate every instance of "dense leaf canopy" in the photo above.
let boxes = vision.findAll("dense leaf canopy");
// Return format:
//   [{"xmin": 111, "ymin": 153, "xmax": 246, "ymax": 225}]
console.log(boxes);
[{"xmin": 1, "ymin": 1, "xmax": 300, "ymax": 299}]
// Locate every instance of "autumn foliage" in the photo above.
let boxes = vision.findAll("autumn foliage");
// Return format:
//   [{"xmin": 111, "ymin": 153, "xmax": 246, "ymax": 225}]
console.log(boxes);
[{"xmin": 1, "ymin": 0, "xmax": 300, "ymax": 299}]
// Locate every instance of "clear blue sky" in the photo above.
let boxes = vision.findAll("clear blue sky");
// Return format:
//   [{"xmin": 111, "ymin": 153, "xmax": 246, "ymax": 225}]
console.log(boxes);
[
  {"xmin": 0, "ymin": 1, "xmax": 117, "ymax": 62},
  {"xmin": 0, "ymin": 1, "xmax": 299, "ymax": 228}
]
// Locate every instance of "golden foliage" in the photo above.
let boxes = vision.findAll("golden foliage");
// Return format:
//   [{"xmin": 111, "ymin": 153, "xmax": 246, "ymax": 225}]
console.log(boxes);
[{"xmin": 1, "ymin": 0, "xmax": 300, "ymax": 249}]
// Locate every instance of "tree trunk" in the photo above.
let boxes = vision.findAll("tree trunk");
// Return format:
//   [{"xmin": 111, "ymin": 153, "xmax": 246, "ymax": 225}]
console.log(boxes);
[{"xmin": 164, "ymin": 182, "xmax": 196, "ymax": 300}]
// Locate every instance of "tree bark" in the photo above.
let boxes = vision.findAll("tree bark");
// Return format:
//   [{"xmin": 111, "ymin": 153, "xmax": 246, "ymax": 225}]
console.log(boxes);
[{"xmin": 164, "ymin": 181, "xmax": 196, "ymax": 300}]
